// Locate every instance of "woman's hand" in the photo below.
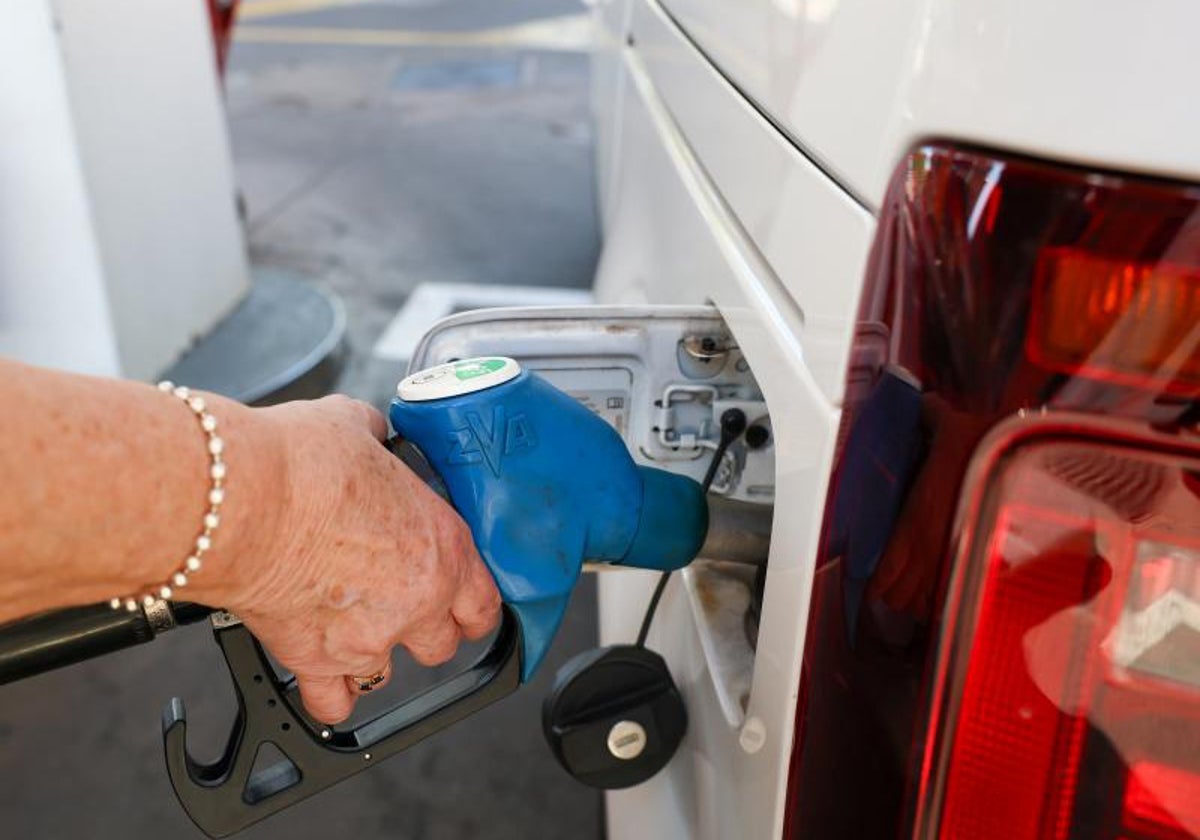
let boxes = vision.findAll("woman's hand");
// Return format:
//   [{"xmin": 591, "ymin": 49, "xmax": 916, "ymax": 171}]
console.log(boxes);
[
  {"xmin": 0, "ymin": 358, "xmax": 498, "ymax": 724},
  {"xmin": 0, "ymin": 361, "xmax": 500, "ymax": 712},
  {"xmin": 207, "ymin": 395, "xmax": 502, "ymax": 724}
]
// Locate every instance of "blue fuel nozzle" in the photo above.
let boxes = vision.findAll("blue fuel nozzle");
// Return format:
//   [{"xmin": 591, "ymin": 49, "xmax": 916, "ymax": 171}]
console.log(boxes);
[{"xmin": 389, "ymin": 357, "xmax": 708, "ymax": 681}]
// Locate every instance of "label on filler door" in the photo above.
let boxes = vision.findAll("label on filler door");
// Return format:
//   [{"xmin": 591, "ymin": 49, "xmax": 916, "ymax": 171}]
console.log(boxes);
[
  {"xmin": 568, "ymin": 390, "xmax": 629, "ymax": 438},
  {"xmin": 398, "ymin": 357, "xmax": 521, "ymax": 402}
]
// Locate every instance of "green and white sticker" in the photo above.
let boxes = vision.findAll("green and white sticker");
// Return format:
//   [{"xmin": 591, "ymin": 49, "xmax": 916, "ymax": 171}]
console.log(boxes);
[
  {"xmin": 453, "ymin": 358, "xmax": 508, "ymax": 380},
  {"xmin": 397, "ymin": 356, "xmax": 521, "ymax": 402}
]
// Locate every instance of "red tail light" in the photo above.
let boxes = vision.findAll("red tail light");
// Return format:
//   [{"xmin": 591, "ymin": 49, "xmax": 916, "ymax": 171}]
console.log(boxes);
[
  {"xmin": 1028, "ymin": 248, "xmax": 1200, "ymax": 390},
  {"xmin": 1125, "ymin": 761, "xmax": 1200, "ymax": 839},
  {"xmin": 929, "ymin": 434, "xmax": 1200, "ymax": 840},
  {"xmin": 784, "ymin": 145, "xmax": 1200, "ymax": 839}
]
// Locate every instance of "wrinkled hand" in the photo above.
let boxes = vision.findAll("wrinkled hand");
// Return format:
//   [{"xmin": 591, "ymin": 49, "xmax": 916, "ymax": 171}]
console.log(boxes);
[{"xmin": 216, "ymin": 396, "xmax": 501, "ymax": 724}]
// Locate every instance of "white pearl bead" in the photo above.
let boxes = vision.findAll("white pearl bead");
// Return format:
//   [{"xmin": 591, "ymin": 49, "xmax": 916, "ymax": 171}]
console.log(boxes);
[
  {"xmin": 110, "ymin": 598, "xmax": 122, "ymax": 610},
  {"xmin": 152, "ymin": 382, "xmax": 228, "ymax": 603},
  {"xmin": 125, "ymin": 599, "xmax": 139, "ymax": 612}
]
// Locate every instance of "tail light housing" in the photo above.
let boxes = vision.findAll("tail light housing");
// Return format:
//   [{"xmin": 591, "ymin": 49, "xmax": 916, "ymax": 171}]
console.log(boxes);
[
  {"xmin": 926, "ymin": 427, "xmax": 1200, "ymax": 840},
  {"xmin": 206, "ymin": 0, "xmax": 239, "ymax": 75},
  {"xmin": 785, "ymin": 145, "xmax": 1200, "ymax": 839}
]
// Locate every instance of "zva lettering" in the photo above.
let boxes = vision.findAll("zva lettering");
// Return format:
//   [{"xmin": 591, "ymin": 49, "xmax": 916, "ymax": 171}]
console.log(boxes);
[{"xmin": 447, "ymin": 405, "xmax": 537, "ymax": 476}]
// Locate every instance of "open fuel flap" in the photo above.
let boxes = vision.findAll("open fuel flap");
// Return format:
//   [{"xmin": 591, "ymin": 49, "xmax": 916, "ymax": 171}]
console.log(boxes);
[{"xmin": 409, "ymin": 305, "xmax": 775, "ymax": 728}]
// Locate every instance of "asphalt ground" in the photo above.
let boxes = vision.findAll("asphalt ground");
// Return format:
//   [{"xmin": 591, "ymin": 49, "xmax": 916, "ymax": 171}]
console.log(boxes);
[{"xmin": 0, "ymin": 1, "xmax": 601, "ymax": 836}]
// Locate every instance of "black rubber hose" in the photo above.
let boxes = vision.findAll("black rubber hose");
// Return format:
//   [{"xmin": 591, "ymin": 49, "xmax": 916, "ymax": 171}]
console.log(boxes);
[{"xmin": 0, "ymin": 601, "xmax": 211, "ymax": 686}]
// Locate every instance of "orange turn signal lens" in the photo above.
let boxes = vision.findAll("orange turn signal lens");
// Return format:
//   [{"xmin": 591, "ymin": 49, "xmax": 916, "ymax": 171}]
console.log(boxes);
[{"xmin": 1027, "ymin": 248, "xmax": 1200, "ymax": 391}]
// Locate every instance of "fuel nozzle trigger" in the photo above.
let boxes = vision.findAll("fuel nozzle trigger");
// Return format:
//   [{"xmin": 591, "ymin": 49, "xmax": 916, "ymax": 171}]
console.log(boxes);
[
  {"xmin": 163, "ymin": 609, "xmax": 522, "ymax": 838},
  {"xmin": 163, "ymin": 357, "xmax": 708, "ymax": 837}
]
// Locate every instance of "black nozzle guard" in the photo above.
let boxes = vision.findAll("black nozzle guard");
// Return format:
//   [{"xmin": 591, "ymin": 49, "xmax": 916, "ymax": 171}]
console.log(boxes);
[{"xmin": 164, "ymin": 609, "xmax": 521, "ymax": 838}]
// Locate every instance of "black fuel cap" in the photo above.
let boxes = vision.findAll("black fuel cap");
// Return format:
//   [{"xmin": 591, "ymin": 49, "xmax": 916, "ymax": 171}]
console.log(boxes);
[{"xmin": 542, "ymin": 645, "xmax": 687, "ymax": 789}]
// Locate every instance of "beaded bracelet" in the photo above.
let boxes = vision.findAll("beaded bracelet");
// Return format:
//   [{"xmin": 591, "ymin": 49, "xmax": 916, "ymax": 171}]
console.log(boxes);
[{"xmin": 110, "ymin": 381, "xmax": 226, "ymax": 612}]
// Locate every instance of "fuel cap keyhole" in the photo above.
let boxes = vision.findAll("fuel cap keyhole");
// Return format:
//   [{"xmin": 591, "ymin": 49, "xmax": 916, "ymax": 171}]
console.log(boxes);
[{"xmin": 607, "ymin": 720, "xmax": 648, "ymax": 760}]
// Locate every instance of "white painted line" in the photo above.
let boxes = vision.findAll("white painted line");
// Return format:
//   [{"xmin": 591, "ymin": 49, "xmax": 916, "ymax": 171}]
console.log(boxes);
[
  {"xmin": 236, "ymin": 13, "xmax": 597, "ymax": 53},
  {"xmin": 373, "ymin": 281, "xmax": 593, "ymax": 360},
  {"xmin": 237, "ymin": 0, "xmax": 373, "ymax": 21}
]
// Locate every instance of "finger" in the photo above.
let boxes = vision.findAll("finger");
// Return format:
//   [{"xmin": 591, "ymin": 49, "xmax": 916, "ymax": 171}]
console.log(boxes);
[
  {"xmin": 323, "ymin": 394, "xmax": 388, "ymax": 441},
  {"xmin": 296, "ymin": 673, "xmax": 357, "ymax": 724},
  {"xmin": 404, "ymin": 615, "xmax": 462, "ymax": 666},
  {"xmin": 345, "ymin": 658, "xmax": 392, "ymax": 695},
  {"xmin": 452, "ymin": 559, "xmax": 502, "ymax": 641},
  {"xmin": 355, "ymin": 400, "xmax": 388, "ymax": 441}
]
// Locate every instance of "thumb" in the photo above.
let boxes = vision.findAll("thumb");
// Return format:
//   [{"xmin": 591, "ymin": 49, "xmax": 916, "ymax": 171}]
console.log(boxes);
[{"xmin": 295, "ymin": 673, "xmax": 356, "ymax": 724}]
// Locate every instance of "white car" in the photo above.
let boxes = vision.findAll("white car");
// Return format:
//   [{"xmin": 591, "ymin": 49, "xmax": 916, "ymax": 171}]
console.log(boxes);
[{"xmin": 579, "ymin": 1, "xmax": 1200, "ymax": 838}]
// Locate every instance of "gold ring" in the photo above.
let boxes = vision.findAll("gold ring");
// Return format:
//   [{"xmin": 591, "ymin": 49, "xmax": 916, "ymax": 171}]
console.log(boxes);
[{"xmin": 349, "ymin": 668, "xmax": 388, "ymax": 693}]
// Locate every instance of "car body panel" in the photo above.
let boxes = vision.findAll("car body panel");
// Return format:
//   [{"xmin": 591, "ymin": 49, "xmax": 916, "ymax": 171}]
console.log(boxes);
[
  {"xmin": 592, "ymin": 0, "xmax": 867, "ymax": 835},
  {"xmin": 597, "ymin": 0, "xmax": 875, "ymax": 407},
  {"xmin": 656, "ymin": 0, "xmax": 1200, "ymax": 205}
]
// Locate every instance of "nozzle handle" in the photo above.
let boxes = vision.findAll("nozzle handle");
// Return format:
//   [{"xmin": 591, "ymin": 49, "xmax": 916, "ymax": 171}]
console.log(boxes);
[
  {"xmin": 163, "ymin": 434, "xmax": 523, "ymax": 838},
  {"xmin": 164, "ymin": 608, "xmax": 522, "ymax": 838}
]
